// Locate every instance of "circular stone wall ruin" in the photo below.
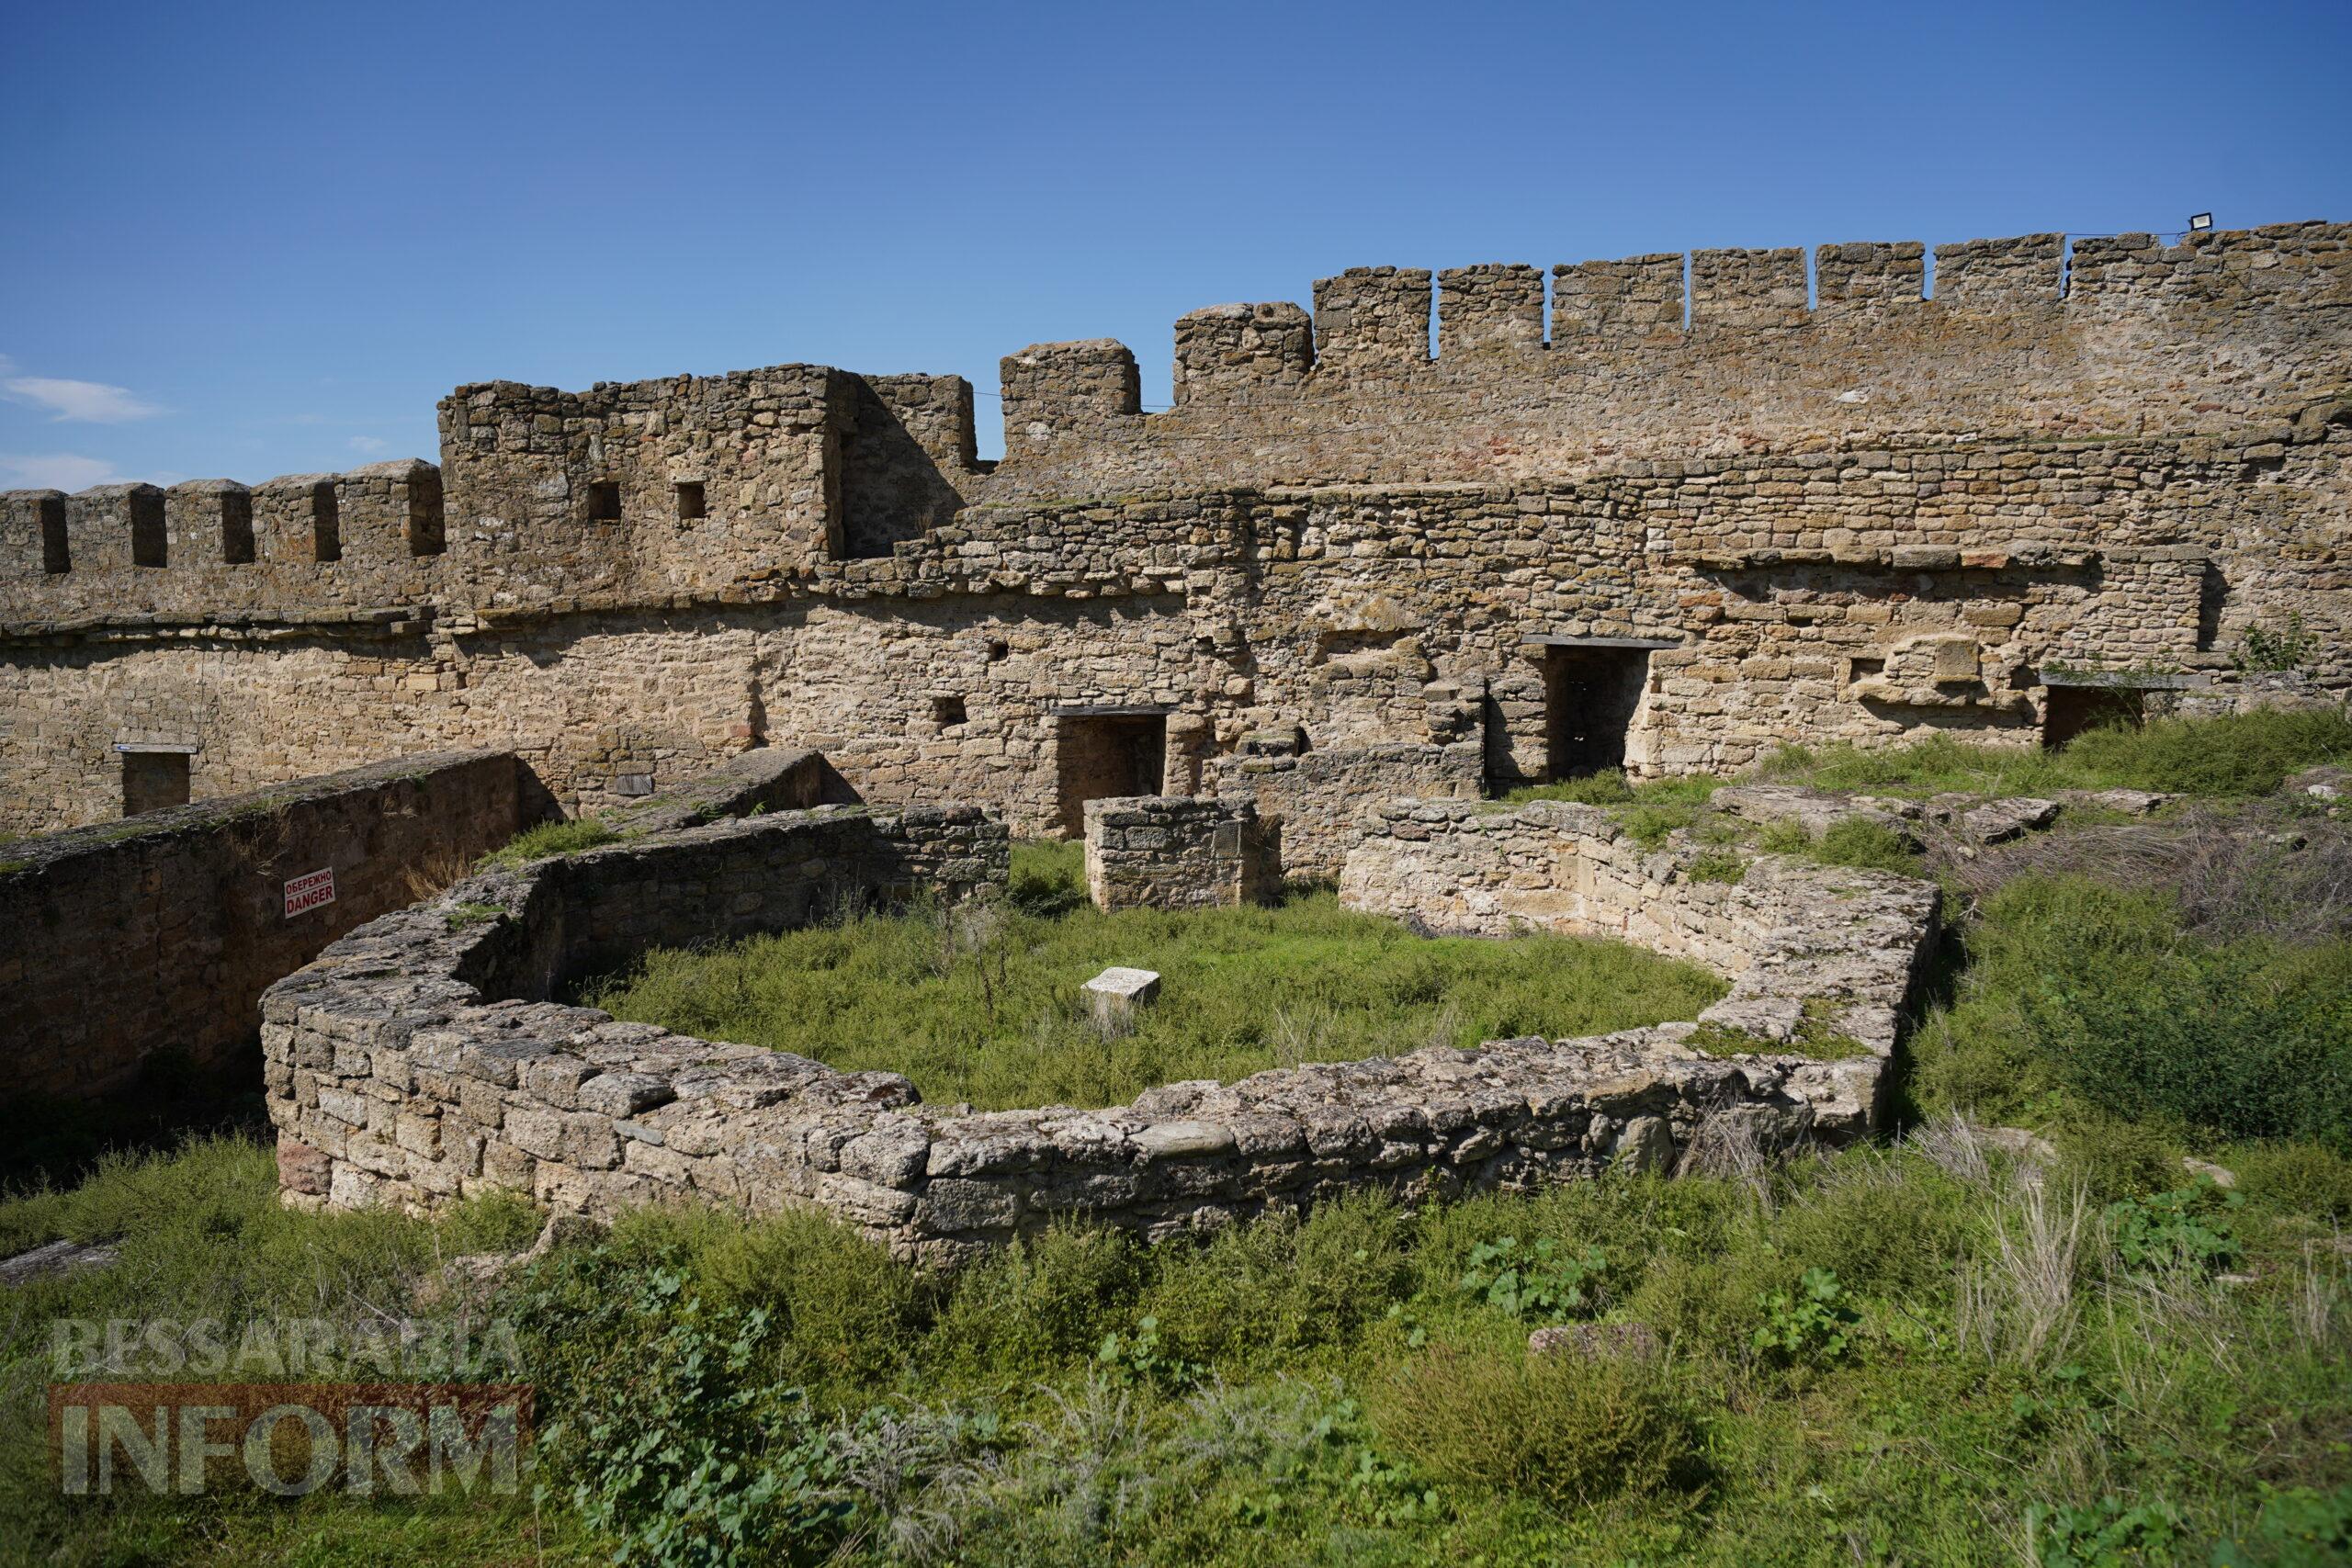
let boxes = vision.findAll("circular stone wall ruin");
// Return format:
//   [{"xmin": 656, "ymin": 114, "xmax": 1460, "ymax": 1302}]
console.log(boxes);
[{"xmin": 265, "ymin": 794, "xmax": 1938, "ymax": 1263}]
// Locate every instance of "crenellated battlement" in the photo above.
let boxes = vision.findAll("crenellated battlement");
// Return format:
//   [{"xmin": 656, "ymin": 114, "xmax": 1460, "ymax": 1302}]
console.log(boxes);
[
  {"xmin": 0, "ymin": 460, "xmax": 449, "ymax": 616},
  {"xmin": 1, "ymin": 219, "xmax": 2344, "ymax": 636},
  {"xmin": 983, "ymin": 220, "xmax": 2352, "ymax": 494}
]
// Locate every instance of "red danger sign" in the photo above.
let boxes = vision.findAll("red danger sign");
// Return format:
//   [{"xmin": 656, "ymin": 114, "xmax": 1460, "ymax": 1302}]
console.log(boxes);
[{"xmin": 283, "ymin": 868, "xmax": 336, "ymax": 918}]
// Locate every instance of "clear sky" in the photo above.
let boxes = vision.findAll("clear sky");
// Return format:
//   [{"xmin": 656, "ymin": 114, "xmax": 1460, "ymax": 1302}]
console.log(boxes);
[{"xmin": 3, "ymin": 0, "xmax": 2347, "ymax": 486}]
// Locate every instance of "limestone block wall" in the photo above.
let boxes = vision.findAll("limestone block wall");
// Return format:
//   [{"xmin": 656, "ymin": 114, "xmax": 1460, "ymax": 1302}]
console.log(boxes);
[
  {"xmin": 266, "ymin": 787, "xmax": 1936, "ymax": 1259},
  {"xmin": 0, "ymin": 750, "xmax": 521, "ymax": 1102},
  {"xmin": 1082, "ymin": 795, "xmax": 1279, "ymax": 910},
  {"xmin": 981, "ymin": 223, "xmax": 2352, "ymax": 501},
  {"xmin": 1, "ymin": 225, "xmax": 2346, "ymax": 843},
  {"xmin": 1336, "ymin": 796, "xmax": 1940, "ymax": 1091},
  {"xmin": 1207, "ymin": 742, "xmax": 1485, "ymax": 877},
  {"xmin": 0, "ymin": 462, "xmax": 455, "ymax": 623},
  {"xmin": 4, "ymin": 408, "xmax": 2346, "ymax": 837}
]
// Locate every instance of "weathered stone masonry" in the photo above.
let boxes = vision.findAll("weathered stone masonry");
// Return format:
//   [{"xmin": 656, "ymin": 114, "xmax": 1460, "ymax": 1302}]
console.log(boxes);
[
  {"xmin": 0, "ymin": 751, "xmax": 520, "ymax": 1101},
  {"xmin": 3, "ymin": 221, "xmax": 2346, "ymax": 845},
  {"xmin": 263, "ymin": 793, "xmax": 1936, "ymax": 1247}
]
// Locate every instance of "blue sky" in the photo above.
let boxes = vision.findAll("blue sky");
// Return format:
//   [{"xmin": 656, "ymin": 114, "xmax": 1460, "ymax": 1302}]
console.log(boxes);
[{"xmin": 3, "ymin": 0, "xmax": 2347, "ymax": 485}]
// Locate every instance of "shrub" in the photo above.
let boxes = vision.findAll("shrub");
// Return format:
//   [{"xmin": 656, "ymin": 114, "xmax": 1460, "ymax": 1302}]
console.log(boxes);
[
  {"xmin": 521, "ymin": 1261, "xmax": 847, "ymax": 1565},
  {"xmin": 2211, "ymin": 1485, "xmax": 2352, "ymax": 1568},
  {"xmin": 2233, "ymin": 612, "xmax": 2318, "ymax": 673},
  {"xmin": 2029, "ymin": 1496, "xmax": 2183, "ymax": 1567},
  {"xmin": 1136, "ymin": 1192, "xmax": 1410, "ymax": 1365},
  {"xmin": 930, "ymin": 1222, "xmax": 1143, "ymax": 1375},
  {"xmin": 2233, "ymin": 1142, "xmax": 2352, "ymax": 1222},
  {"xmin": 1751, "ymin": 1267, "xmax": 1860, "ymax": 1367},
  {"xmin": 1006, "ymin": 837, "xmax": 1086, "ymax": 917},
  {"xmin": 2024, "ymin": 935, "xmax": 2352, "ymax": 1153},
  {"xmin": 2104, "ymin": 1180, "xmax": 2245, "ymax": 1276},
  {"xmin": 2063, "ymin": 708, "xmax": 2352, "ymax": 796},
  {"xmin": 1761, "ymin": 710, "xmax": 2352, "ymax": 800},
  {"xmin": 688, "ymin": 1208, "xmax": 919, "ymax": 1385},
  {"xmin": 1367, "ymin": 1344, "xmax": 1692, "ymax": 1508},
  {"xmin": 1455, "ymin": 1235, "xmax": 1614, "ymax": 1322},
  {"xmin": 1772, "ymin": 1159, "xmax": 1975, "ymax": 1298},
  {"xmin": 2051, "ymin": 1118, "xmax": 2187, "ymax": 1205}
]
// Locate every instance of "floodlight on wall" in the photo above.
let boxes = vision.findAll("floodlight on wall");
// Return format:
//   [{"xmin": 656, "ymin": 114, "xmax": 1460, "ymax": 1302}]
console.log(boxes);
[{"xmin": 2188, "ymin": 213, "xmax": 2214, "ymax": 231}]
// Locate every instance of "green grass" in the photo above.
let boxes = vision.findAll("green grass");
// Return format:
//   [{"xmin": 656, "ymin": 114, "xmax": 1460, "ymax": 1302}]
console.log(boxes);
[
  {"xmin": 583, "ymin": 841, "xmax": 1726, "ymax": 1111},
  {"xmin": 1498, "ymin": 773, "xmax": 1722, "ymax": 847},
  {"xmin": 4, "ymin": 1123, "xmax": 2346, "ymax": 1566},
  {"xmin": 1760, "ymin": 707, "xmax": 2352, "ymax": 800},
  {"xmin": 474, "ymin": 815, "xmax": 627, "ymax": 872},
  {"xmin": 1907, "ymin": 873, "xmax": 2352, "ymax": 1156}
]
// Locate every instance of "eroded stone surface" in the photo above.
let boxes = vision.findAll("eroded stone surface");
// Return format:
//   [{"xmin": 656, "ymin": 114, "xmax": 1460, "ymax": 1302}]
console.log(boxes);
[{"xmin": 266, "ymin": 790, "xmax": 1938, "ymax": 1261}]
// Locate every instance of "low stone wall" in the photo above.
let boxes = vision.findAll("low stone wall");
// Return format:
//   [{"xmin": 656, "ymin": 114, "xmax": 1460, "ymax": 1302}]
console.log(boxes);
[
  {"xmin": 266, "ymin": 789, "xmax": 1939, "ymax": 1263},
  {"xmin": 1337, "ymin": 797, "xmax": 1942, "ymax": 1092},
  {"xmin": 1083, "ymin": 795, "xmax": 1279, "ymax": 910},
  {"xmin": 599, "ymin": 745, "xmax": 840, "ymax": 836},
  {"xmin": 1208, "ymin": 742, "xmax": 1484, "ymax": 879},
  {"xmin": 1, "ymin": 750, "xmax": 521, "ymax": 1101}
]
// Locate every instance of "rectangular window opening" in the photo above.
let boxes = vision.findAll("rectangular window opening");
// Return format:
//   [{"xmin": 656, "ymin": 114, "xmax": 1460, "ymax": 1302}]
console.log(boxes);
[
  {"xmin": 2043, "ymin": 685, "xmax": 2144, "ymax": 750},
  {"xmin": 121, "ymin": 750, "xmax": 191, "ymax": 817},
  {"xmin": 1056, "ymin": 714, "xmax": 1168, "ymax": 836},
  {"xmin": 674, "ymin": 481, "xmax": 706, "ymax": 520},
  {"xmin": 588, "ymin": 480, "xmax": 622, "ymax": 522},
  {"xmin": 933, "ymin": 694, "xmax": 967, "ymax": 728},
  {"xmin": 1543, "ymin": 646, "xmax": 1650, "ymax": 781}
]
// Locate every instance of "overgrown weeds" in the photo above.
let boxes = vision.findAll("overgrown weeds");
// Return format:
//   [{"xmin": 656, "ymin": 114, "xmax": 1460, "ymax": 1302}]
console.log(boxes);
[{"xmin": 585, "ymin": 849, "xmax": 1724, "ymax": 1111}]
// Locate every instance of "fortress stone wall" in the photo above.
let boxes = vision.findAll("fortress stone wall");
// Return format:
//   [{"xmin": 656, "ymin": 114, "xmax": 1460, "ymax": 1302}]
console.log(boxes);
[{"xmin": 4, "ymin": 222, "xmax": 2348, "ymax": 839}]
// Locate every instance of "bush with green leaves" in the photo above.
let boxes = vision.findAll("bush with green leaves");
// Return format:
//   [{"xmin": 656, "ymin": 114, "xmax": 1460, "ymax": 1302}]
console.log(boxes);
[
  {"xmin": 1455, "ymin": 1235, "xmax": 1613, "ymax": 1322},
  {"xmin": 2029, "ymin": 1495, "xmax": 2183, "ymax": 1567},
  {"xmin": 1366, "ymin": 1344, "xmax": 1693, "ymax": 1508},
  {"xmin": 2023, "ymin": 933, "xmax": 2352, "ymax": 1152},
  {"xmin": 2211, "ymin": 1485, "xmax": 2352, "ymax": 1567},
  {"xmin": 2104, "ymin": 1180, "xmax": 2245, "ymax": 1275},
  {"xmin": 1751, "ymin": 1267, "xmax": 1860, "ymax": 1367},
  {"xmin": 520, "ymin": 1258, "xmax": 849, "ymax": 1567}
]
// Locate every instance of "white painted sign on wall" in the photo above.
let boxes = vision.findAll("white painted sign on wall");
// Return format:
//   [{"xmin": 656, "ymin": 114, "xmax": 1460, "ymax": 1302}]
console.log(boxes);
[{"xmin": 283, "ymin": 867, "xmax": 336, "ymax": 918}]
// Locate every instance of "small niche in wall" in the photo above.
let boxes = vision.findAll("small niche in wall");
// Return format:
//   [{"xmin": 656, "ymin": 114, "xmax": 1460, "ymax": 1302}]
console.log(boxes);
[
  {"xmin": 1843, "ymin": 655, "xmax": 1885, "ymax": 694},
  {"xmin": 985, "ymin": 639, "xmax": 1010, "ymax": 663},
  {"xmin": 587, "ymin": 480, "xmax": 622, "ymax": 522},
  {"xmin": 407, "ymin": 481, "xmax": 445, "ymax": 557},
  {"xmin": 674, "ymin": 481, "xmax": 707, "ymax": 520},
  {"xmin": 933, "ymin": 694, "xmax": 968, "ymax": 728}
]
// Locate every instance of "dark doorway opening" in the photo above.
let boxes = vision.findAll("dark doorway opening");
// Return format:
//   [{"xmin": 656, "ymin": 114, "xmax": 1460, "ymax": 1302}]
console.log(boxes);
[
  {"xmin": 1544, "ymin": 646, "xmax": 1649, "ymax": 779},
  {"xmin": 121, "ymin": 750, "xmax": 191, "ymax": 817},
  {"xmin": 1057, "ymin": 713, "xmax": 1167, "ymax": 835},
  {"xmin": 2043, "ymin": 685, "xmax": 2143, "ymax": 750}
]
